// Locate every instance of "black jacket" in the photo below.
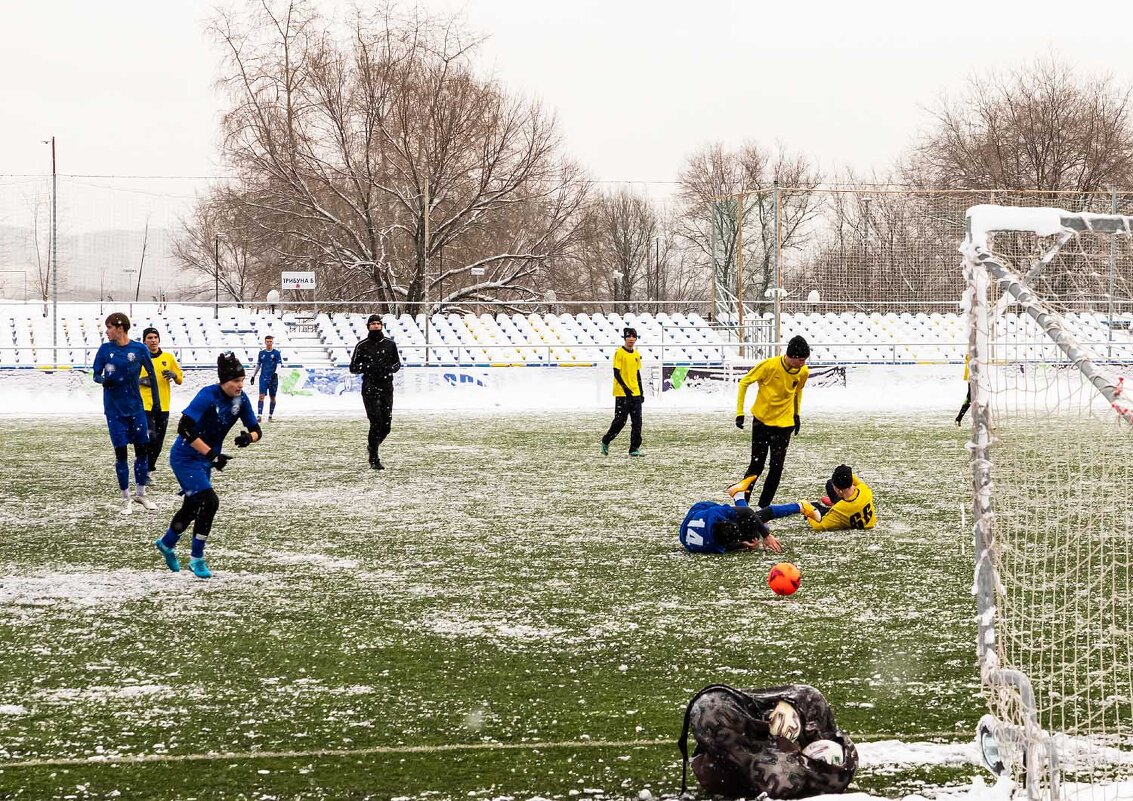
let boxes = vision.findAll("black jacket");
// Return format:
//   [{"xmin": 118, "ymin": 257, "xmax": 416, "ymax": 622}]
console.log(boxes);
[{"xmin": 349, "ymin": 333, "xmax": 402, "ymax": 390}]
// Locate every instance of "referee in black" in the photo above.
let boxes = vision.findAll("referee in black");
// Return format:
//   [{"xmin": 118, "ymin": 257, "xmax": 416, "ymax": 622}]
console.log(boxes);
[{"xmin": 349, "ymin": 314, "xmax": 402, "ymax": 470}]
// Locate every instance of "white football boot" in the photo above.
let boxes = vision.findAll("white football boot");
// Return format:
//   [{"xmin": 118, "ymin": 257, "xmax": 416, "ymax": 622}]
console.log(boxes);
[{"xmin": 134, "ymin": 494, "xmax": 158, "ymax": 511}]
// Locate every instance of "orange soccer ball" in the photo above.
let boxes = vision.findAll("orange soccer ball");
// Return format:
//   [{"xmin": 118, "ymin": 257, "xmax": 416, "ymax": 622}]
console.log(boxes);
[{"xmin": 767, "ymin": 562, "xmax": 801, "ymax": 596}]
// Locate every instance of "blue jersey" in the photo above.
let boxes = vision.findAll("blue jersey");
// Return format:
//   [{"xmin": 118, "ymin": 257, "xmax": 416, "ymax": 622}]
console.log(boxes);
[
  {"xmin": 255, "ymin": 349, "xmax": 283, "ymax": 381},
  {"xmin": 680, "ymin": 501, "xmax": 740, "ymax": 554},
  {"xmin": 170, "ymin": 384, "xmax": 258, "ymax": 461},
  {"xmin": 92, "ymin": 339, "xmax": 160, "ymax": 417}
]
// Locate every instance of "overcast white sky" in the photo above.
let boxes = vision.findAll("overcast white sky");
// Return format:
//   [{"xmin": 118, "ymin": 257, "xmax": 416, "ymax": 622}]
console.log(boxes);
[{"xmin": 2, "ymin": 0, "xmax": 1132, "ymax": 193}]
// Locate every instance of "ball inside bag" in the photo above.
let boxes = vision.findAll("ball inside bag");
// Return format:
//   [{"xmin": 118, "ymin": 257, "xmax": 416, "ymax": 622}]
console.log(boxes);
[
  {"xmin": 767, "ymin": 562, "xmax": 801, "ymax": 596},
  {"xmin": 802, "ymin": 738, "xmax": 845, "ymax": 766}
]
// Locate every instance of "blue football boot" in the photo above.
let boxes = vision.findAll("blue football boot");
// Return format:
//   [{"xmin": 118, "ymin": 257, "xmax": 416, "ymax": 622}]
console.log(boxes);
[
  {"xmin": 188, "ymin": 557, "xmax": 212, "ymax": 579},
  {"xmin": 154, "ymin": 539, "xmax": 180, "ymax": 572}
]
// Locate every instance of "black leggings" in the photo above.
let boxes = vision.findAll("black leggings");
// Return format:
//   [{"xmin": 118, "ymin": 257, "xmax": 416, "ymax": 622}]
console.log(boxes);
[
  {"xmin": 114, "ymin": 444, "xmax": 148, "ymax": 463},
  {"xmin": 745, "ymin": 422, "xmax": 794, "ymax": 508},
  {"xmin": 956, "ymin": 388, "xmax": 971, "ymax": 423},
  {"xmin": 170, "ymin": 489, "xmax": 220, "ymax": 541},
  {"xmin": 146, "ymin": 411, "xmax": 169, "ymax": 471},
  {"xmin": 602, "ymin": 396, "xmax": 643, "ymax": 452}
]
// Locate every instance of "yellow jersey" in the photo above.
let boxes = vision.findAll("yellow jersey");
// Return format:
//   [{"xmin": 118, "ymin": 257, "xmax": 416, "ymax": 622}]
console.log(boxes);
[
  {"xmin": 611, "ymin": 346, "xmax": 642, "ymax": 397},
  {"xmin": 808, "ymin": 475, "xmax": 876, "ymax": 531},
  {"xmin": 735, "ymin": 356, "xmax": 808, "ymax": 427},
  {"xmin": 139, "ymin": 350, "xmax": 184, "ymax": 413}
]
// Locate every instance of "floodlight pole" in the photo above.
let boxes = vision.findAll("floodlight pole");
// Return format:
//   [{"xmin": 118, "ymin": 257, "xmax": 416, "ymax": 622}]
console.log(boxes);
[
  {"xmin": 773, "ymin": 180, "xmax": 782, "ymax": 351},
  {"xmin": 423, "ymin": 179, "xmax": 431, "ymax": 364},
  {"xmin": 49, "ymin": 136, "xmax": 57, "ymax": 365},
  {"xmin": 213, "ymin": 233, "xmax": 221, "ymax": 319},
  {"xmin": 736, "ymin": 192, "xmax": 744, "ymax": 348}
]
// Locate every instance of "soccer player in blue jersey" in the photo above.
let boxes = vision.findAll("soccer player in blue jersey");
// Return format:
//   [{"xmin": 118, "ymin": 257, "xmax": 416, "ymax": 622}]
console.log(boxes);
[
  {"xmin": 679, "ymin": 494, "xmax": 821, "ymax": 555},
  {"xmin": 153, "ymin": 352, "xmax": 262, "ymax": 579},
  {"xmin": 92, "ymin": 312, "xmax": 162, "ymax": 515},
  {"xmin": 249, "ymin": 335, "xmax": 283, "ymax": 421}
]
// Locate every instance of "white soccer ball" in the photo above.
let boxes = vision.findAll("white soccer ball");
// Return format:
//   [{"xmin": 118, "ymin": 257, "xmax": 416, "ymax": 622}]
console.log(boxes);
[
  {"xmin": 802, "ymin": 739, "xmax": 845, "ymax": 766},
  {"xmin": 768, "ymin": 700, "xmax": 801, "ymax": 741}
]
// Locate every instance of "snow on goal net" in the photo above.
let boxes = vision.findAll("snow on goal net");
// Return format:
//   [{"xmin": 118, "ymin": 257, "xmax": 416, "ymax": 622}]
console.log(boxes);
[{"xmin": 961, "ymin": 205, "xmax": 1133, "ymax": 797}]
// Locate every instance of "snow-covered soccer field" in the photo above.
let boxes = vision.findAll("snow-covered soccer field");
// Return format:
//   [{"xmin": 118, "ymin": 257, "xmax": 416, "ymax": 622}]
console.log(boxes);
[{"xmin": 0, "ymin": 406, "xmax": 1004, "ymax": 800}]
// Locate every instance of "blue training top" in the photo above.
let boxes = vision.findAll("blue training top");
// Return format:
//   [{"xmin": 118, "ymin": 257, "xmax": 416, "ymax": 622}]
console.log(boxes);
[
  {"xmin": 171, "ymin": 384, "xmax": 259, "ymax": 460},
  {"xmin": 679, "ymin": 501, "xmax": 740, "ymax": 554},
  {"xmin": 256, "ymin": 349, "xmax": 283, "ymax": 381},
  {"xmin": 92, "ymin": 339, "xmax": 160, "ymax": 416}
]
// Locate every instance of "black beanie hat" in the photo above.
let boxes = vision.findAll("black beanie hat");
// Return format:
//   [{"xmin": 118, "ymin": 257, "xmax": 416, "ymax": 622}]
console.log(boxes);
[
  {"xmin": 367, "ymin": 314, "xmax": 383, "ymax": 325},
  {"xmin": 734, "ymin": 505, "xmax": 763, "ymax": 540},
  {"xmin": 217, "ymin": 351, "xmax": 246, "ymax": 383},
  {"xmin": 786, "ymin": 335, "xmax": 810, "ymax": 359},
  {"xmin": 622, "ymin": 327, "xmax": 638, "ymax": 339},
  {"xmin": 832, "ymin": 464, "xmax": 853, "ymax": 489},
  {"xmin": 142, "ymin": 327, "xmax": 159, "ymax": 340},
  {"xmin": 712, "ymin": 519, "xmax": 740, "ymax": 548}
]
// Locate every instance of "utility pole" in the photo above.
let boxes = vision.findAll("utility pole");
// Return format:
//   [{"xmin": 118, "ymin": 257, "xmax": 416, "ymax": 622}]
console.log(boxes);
[
  {"xmin": 214, "ymin": 234, "xmax": 221, "ymax": 320},
  {"xmin": 47, "ymin": 136, "xmax": 57, "ymax": 365}
]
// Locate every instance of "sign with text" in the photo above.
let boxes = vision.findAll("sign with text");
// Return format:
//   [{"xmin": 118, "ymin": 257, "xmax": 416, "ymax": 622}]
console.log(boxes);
[{"xmin": 282, "ymin": 272, "xmax": 316, "ymax": 290}]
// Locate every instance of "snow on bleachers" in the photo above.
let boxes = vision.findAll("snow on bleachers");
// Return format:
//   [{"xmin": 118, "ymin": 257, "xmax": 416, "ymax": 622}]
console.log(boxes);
[{"xmin": 0, "ymin": 304, "xmax": 1017, "ymax": 368}]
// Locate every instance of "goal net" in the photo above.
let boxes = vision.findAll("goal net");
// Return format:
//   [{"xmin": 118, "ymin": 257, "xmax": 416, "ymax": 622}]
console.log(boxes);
[{"xmin": 961, "ymin": 205, "xmax": 1133, "ymax": 799}]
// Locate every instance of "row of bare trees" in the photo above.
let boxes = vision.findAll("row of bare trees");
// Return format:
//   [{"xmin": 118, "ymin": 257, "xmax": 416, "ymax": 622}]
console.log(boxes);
[{"xmin": 175, "ymin": 0, "xmax": 1133, "ymax": 314}]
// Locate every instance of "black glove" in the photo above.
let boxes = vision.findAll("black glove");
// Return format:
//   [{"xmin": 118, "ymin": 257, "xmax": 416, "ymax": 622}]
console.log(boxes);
[
  {"xmin": 793, "ymin": 414, "xmax": 801, "ymax": 435},
  {"xmin": 207, "ymin": 451, "xmax": 230, "ymax": 471},
  {"xmin": 735, "ymin": 415, "xmax": 745, "ymax": 429},
  {"xmin": 235, "ymin": 430, "xmax": 253, "ymax": 448},
  {"xmin": 100, "ymin": 371, "xmax": 121, "ymax": 388},
  {"xmin": 162, "ymin": 369, "xmax": 176, "ymax": 381},
  {"xmin": 637, "ymin": 392, "xmax": 644, "ymax": 404},
  {"xmin": 139, "ymin": 375, "xmax": 151, "ymax": 387}
]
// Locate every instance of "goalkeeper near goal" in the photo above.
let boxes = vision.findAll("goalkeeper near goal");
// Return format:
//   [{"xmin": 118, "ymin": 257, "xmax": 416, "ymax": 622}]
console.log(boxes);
[{"xmin": 806, "ymin": 464, "xmax": 876, "ymax": 531}]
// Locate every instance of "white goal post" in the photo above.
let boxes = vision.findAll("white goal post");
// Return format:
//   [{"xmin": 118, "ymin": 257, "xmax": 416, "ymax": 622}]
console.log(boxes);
[{"xmin": 961, "ymin": 205, "xmax": 1133, "ymax": 800}]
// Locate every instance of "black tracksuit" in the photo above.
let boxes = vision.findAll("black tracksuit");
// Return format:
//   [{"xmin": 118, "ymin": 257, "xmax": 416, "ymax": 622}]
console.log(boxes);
[{"xmin": 349, "ymin": 331, "xmax": 402, "ymax": 465}]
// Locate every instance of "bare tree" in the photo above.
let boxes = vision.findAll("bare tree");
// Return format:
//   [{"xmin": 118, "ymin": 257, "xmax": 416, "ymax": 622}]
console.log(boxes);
[
  {"xmin": 190, "ymin": 0, "xmax": 589, "ymax": 313},
  {"xmin": 797, "ymin": 172, "xmax": 965, "ymax": 312},
  {"xmin": 20, "ymin": 192, "xmax": 52, "ymax": 301},
  {"xmin": 172, "ymin": 188, "xmax": 279, "ymax": 304},
  {"xmin": 677, "ymin": 142, "xmax": 822, "ymax": 315},
  {"xmin": 910, "ymin": 55, "xmax": 1133, "ymax": 195},
  {"xmin": 589, "ymin": 188, "xmax": 659, "ymax": 302}
]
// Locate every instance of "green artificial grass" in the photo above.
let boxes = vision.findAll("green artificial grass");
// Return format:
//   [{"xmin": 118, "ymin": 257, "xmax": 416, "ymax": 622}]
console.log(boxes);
[{"xmin": 0, "ymin": 411, "xmax": 979, "ymax": 799}]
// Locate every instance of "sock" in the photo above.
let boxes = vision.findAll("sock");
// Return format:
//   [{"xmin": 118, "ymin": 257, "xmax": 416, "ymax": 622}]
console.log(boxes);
[
  {"xmin": 733, "ymin": 497, "xmax": 749, "ymax": 508},
  {"xmin": 767, "ymin": 502, "xmax": 801, "ymax": 520},
  {"xmin": 190, "ymin": 534, "xmax": 206, "ymax": 559},
  {"xmin": 161, "ymin": 527, "xmax": 180, "ymax": 548},
  {"xmin": 269, "ymin": 399, "xmax": 277, "ymax": 416},
  {"xmin": 133, "ymin": 458, "xmax": 149, "ymax": 493},
  {"xmin": 258, "ymin": 399, "xmax": 264, "ymax": 416},
  {"xmin": 114, "ymin": 461, "xmax": 129, "ymax": 492}
]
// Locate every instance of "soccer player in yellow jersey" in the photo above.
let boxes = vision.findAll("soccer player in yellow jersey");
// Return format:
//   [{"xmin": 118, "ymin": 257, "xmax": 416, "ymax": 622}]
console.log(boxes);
[
  {"xmin": 955, "ymin": 355, "xmax": 971, "ymax": 426},
  {"xmin": 728, "ymin": 335, "xmax": 810, "ymax": 508},
  {"xmin": 807, "ymin": 464, "xmax": 876, "ymax": 531},
  {"xmin": 600, "ymin": 327, "xmax": 645, "ymax": 457},
  {"xmin": 139, "ymin": 327, "xmax": 184, "ymax": 486}
]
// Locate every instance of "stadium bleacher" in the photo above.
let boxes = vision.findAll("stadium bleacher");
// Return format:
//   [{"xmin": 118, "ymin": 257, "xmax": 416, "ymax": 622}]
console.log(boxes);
[{"xmin": 0, "ymin": 304, "xmax": 1129, "ymax": 369}]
